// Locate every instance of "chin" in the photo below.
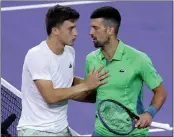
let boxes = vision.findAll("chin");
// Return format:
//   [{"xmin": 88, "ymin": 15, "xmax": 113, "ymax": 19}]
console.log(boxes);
[
  {"xmin": 64, "ymin": 42, "xmax": 74, "ymax": 46},
  {"xmin": 68, "ymin": 43, "xmax": 74, "ymax": 46},
  {"xmin": 94, "ymin": 43, "xmax": 103, "ymax": 48}
]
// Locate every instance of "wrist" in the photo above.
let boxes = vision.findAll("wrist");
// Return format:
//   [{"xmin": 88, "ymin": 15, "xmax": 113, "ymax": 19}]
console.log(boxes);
[
  {"xmin": 80, "ymin": 82, "xmax": 90, "ymax": 92},
  {"xmin": 145, "ymin": 105, "xmax": 158, "ymax": 118},
  {"xmin": 83, "ymin": 80, "xmax": 91, "ymax": 90}
]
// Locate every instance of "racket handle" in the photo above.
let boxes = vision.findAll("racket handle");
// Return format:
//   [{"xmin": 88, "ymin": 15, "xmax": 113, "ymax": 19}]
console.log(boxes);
[{"xmin": 151, "ymin": 121, "xmax": 170, "ymax": 130}]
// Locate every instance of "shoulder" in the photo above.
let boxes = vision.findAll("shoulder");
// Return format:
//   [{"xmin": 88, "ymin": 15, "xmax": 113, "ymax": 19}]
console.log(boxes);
[
  {"xmin": 86, "ymin": 49, "xmax": 100, "ymax": 61},
  {"xmin": 64, "ymin": 45, "xmax": 75, "ymax": 56},
  {"xmin": 124, "ymin": 44, "xmax": 151, "ymax": 62},
  {"xmin": 25, "ymin": 41, "xmax": 48, "ymax": 63}
]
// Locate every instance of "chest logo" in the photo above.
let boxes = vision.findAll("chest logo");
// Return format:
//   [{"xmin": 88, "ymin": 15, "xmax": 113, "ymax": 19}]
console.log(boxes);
[
  {"xmin": 119, "ymin": 69, "xmax": 125, "ymax": 72},
  {"xmin": 69, "ymin": 63, "xmax": 72, "ymax": 68}
]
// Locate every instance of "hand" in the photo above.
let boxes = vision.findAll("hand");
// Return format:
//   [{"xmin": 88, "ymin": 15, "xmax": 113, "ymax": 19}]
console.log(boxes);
[
  {"xmin": 135, "ymin": 112, "xmax": 152, "ymax": 129},
  {"xmin": 84, "ymin": 65, "xmax": 109, "ymax": 90}
]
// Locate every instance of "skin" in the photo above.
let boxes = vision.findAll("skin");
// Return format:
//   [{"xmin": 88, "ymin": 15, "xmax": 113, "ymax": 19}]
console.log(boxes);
[{"xmin": 34, "ymin": 19, "xmax": 109, "ymax": 104}]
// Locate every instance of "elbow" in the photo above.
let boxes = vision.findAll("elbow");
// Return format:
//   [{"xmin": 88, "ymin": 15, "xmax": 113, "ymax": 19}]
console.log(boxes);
[
  {"xmin": 160, "ymin": 86, "xmax": 167, "ymax": 101},
  {"xmin": 158, "ymin": 89, "xmax": 167, "ymax": 102},
  {"xmin": 45, "ymin": 98, "xmax": 57, "ymax": 104},
  {"xmin": 44, "ymin": 95, "xmax": 62, "ymax": 104},
  {"xmin": 153, "ymin": 83, "xmax": 167, "ymax": 102},
  {"xmin": 159, "ymin": 90, "xmax": 167, "ymax": 105},
  {"xmin": 163, "ymin": 90, "xmax": 167, "ymax": 102}
]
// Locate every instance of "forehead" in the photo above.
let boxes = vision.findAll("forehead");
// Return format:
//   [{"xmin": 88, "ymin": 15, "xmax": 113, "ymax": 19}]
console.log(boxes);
[
  {"xmin": 61, "ymin": 20, "xmax": 76, "ymax": 27},
  {"xmin": 90, "ymin": 18, "xmax": 104, "ymax": 27}
]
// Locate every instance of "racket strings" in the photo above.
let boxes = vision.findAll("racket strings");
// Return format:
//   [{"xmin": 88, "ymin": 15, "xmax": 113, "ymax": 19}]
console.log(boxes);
[{"xmin": 100, "ymin": 102, "xmax": 133, "ymax": 132}]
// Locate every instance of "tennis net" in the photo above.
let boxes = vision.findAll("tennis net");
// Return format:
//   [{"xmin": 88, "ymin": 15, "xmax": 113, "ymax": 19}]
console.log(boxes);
[
  {"xmin": 1, "ymin": 78, "xmax": 172, "ymax": 137},
  {"xmin": 1, "ymin": 78, "xmax": 22, "ymax": 136}
]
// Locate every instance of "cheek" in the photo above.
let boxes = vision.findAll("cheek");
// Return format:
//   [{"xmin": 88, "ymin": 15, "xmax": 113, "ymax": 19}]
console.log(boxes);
[
  {"xmin": 97, "ymin": 33, "xmax": 107, "ymax": 41},
  {"xmin": 59, "ymin": 31, "xmax": 70, "ymax": 39}
]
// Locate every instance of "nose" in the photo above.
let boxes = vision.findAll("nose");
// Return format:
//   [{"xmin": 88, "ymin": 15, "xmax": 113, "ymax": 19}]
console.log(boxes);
[
  {"xmin": 89, "ymin": 28, "xmax": 94, "ymax": 36},
  {"xmin": 74, "ymin": 29, "xmax": 78, "ymax": 36}
]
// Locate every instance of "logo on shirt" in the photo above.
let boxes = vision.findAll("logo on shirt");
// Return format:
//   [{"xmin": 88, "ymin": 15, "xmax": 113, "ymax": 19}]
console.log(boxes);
[
  {"xmin": 69, "ymin": 63, "xmax": 72, "ymax": 68},
  {"xmin": 119, "ymin": 69, "xmax": 125, "ymax": 72}
]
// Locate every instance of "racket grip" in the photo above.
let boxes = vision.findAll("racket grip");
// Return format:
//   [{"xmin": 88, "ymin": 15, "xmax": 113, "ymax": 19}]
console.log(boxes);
[{"xmin": 150, "ymin": 121, "xmax": 170, "ymax": 130}]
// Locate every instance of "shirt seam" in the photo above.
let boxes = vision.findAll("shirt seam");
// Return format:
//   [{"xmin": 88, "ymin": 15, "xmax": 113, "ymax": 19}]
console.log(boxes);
[{"xmin": 124, "ymin": 67, "xmax": 136, "ymax": 112}]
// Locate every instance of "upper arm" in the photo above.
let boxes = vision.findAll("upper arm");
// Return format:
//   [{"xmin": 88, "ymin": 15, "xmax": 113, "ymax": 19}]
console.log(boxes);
[
  {"xmin": 139, "ymin": 54, "xmax": 163, "ymax": 90},
  {"xmin": 26, "ymin": 51, "xmax": 51, "ymax": 81},
  {"xmin": 34, "ymin": 80, "xmax": 55, "ymax": 103},
  {"xmin": 152, "ymin": 83, "xmax": 166, "ymax": 95},
  {"xmin": 26, "ymin": 51, "xmax": 54, "ymax": 103}
]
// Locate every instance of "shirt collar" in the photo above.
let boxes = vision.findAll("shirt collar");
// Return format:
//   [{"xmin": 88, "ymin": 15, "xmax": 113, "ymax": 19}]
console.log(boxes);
[{"xmin": 99, "ymin": 39, "xmax": 125, "ymax": 61}]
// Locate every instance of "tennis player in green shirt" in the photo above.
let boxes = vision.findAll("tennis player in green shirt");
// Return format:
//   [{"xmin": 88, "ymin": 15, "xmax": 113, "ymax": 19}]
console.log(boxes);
[{"xmin": 84, "ymin": 6, "xmax": 167, "ymax": 136}]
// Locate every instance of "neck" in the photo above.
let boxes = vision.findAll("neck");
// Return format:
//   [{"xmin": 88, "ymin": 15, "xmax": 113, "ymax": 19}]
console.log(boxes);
[
  {"xmin": 46, "ymin": 36, "xmax": 64, "ymax": 55},
  {"xmin": 102, "ymin": 37, "xmax": 119, "ymax": 61}
]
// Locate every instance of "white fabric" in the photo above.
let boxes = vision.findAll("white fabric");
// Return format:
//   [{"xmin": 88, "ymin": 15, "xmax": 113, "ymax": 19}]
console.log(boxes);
[{"xmin": 17, "ymin": 40, "xmax": 75, "ymax": 133}]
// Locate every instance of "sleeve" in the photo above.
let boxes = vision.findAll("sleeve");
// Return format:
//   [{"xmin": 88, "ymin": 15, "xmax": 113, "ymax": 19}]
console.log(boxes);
[
  {"xmin": 25, "ymin": 51, "xmax": 51, "ymax": 81},
  {"xmin": 139, "ymin": 54, "xmax": 163, "ymax": 90}
]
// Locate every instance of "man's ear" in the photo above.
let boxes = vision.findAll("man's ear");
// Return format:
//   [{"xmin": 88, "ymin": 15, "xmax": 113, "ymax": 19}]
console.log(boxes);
[{"xmin": 52, "ymin": 27, "xmax": 59, "ymax": 36}]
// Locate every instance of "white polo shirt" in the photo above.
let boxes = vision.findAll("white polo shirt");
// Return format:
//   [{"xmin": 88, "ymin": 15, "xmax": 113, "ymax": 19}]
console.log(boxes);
[{"xmin": 17, "ymin": 40, "xmax": 75, "ymax": 133}]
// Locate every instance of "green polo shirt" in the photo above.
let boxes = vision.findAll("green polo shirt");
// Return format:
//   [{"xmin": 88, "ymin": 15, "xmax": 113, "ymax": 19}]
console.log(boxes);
[{"xmin": 85, "ymin": 40, "xmax": 163, "ymax": 136}]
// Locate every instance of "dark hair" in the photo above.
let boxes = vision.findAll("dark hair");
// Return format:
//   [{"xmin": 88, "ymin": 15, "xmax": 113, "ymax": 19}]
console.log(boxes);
[
  {"xmin": 90, "ymin": 6, "xmax": 121, "ymax": 34},
  {"xmin": 45, "ymin": 4, "xmax": 80, "ymax": 35}
]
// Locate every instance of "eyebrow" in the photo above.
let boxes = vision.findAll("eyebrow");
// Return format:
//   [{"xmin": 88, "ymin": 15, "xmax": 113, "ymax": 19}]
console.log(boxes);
[
  {"xmin": 69, "ymin": 25, "xmax": 76, "ymax": 28},
  {"xmin": 91, "ymin": 25, "xmax": 99, "ymax": 28}
]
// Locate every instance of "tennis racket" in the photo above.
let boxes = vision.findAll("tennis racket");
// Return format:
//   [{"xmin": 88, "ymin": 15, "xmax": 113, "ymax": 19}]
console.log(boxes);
[{"xmin": 97, "ymin": 99, "xmax": 170, "ymax": 135}]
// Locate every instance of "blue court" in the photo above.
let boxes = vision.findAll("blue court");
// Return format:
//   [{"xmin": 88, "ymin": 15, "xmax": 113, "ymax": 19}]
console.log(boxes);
[{"xmin": 1, "ymin": 1, "xmax": 173, "ymax": 136}]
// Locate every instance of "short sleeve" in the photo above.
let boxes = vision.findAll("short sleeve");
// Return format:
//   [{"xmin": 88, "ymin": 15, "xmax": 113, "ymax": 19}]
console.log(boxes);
[
  {"xmin": 139, "ymin": 54, "xmax": 163, "ymax": 90},
  {"xmin": 25, "ymin": 51, "xmax": 51, "ymax": 81}
]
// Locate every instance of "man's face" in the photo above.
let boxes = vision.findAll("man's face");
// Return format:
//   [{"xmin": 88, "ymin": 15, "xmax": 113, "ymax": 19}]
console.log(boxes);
[
  {"xmin": 90, "ymin": 18, "xmax": 110, "ymax": 48},
  {"xmin": 53, "ymin": 20, "xmax": 78, "ymax": 46}
]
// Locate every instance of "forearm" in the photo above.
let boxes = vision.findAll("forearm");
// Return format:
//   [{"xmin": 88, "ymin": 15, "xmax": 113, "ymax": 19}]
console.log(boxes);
[
  {"xmin": 38, "ymin": 65, "xmax": 107, "ymax": 104},
  {"xmin": 49, "ymin": 83, "xmax": 89, "ymax": 104},
  {"xmin": 151, "ymin": 83, "xmax": 167, "ymax": 110},
  {"xmin": 146, "ymin": 83, "xmax": 167, "ymax": 118}
]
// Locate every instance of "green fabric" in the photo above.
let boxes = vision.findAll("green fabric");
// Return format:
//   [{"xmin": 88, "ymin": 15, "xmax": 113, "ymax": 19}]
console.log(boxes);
[{"xmin": 85, "ymin": 40, "xmax": 163, "ymax": 136}]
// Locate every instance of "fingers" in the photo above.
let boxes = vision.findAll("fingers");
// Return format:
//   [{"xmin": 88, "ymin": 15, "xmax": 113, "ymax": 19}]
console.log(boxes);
[
  {"xmin": 136, "ymin": 118, "xmax": 148, "ymax": 128},
  {"xmin": 86, "ymin": 65, "xmax": 109, "ymax": 89},
  {"xmin": 98, "ymin": 70, "xmax": 109, "ymax": 77},
  {"xmin": 135, "ymin": 114, "xmax": 152, "ymax": 129},
  {"xmin": 95, "ymin": 64, "xmax": 105, "ymax": 74},
  {"xmin": 99, "ymin": 74, "xmax": 110, "ymax": 81},
  {"xmin": 135, "ymin": 119, "xmax": 141, "ymax": 128},
  {"xmin": 98, "ymin": 80, "xmax": 108, "ymax": 86}
]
